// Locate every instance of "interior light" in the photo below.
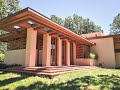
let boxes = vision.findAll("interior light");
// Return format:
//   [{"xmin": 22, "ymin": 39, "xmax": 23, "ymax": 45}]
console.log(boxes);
[
  {"xmin": 13, "ymin": 26, "xmax": 21, "ymax": 29},
  {"xmin": 27, "ymin": 21, "xmax": 35, "ymax": 25}
]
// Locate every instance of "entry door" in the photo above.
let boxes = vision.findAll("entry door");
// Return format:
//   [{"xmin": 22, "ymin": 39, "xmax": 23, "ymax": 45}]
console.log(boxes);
[{"xmin": 51, "ymin": 37, "xmax": 57, "ymax": 66}]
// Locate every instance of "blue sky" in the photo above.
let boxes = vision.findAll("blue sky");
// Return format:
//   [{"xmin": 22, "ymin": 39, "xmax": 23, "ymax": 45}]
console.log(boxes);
[{"xmin": 20, "ymin": 0, "xmax": 120, "ymax": 35}]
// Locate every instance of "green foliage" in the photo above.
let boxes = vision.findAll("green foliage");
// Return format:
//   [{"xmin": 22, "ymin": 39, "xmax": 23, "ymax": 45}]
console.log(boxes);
[
  {"xmin": 0, "ymin": 68, "xmax": 120, "ymax": 90},
  {"xmin": 50, "ymin": 14, "xmax": 103, "ymax": 35},
  {"xmin": 0, "ymin": 0, "xmax": 21, "ymax": 19},
  {"xmin": 0, "ymin": 53, "xmax": 5, "ymax": 61},
  {"xmin": 89, "ymin": 52, "xmax": 97, "ymax": 59},
  {"xmin": 110, "ymin": 13, "xmax": 120, "ymax": 35},
  {"xmin": 0, "ymin": 64, "xmax": 21, "ymax": 69},
  {"xmin": 0, "ymin": 0, "xmax": 21, "ymax": 53},
  {"xmin": 51, "ymin": 15, "xmax": 64, "ymax": 26}
]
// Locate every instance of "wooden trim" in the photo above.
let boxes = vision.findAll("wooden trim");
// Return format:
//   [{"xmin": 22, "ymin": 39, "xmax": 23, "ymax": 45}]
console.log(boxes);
[
  {"xmin": 0, "ymin": 30, "xmax": 27, "ymax": 42},
  {"xmin": 0, "ymin": 8, "xmax": 94, "ymax": 46},
  {"xmin": 49, "ymin": 32, "xmax": 58, "ymax": 35},
  {"xmin": 115, "ymin": 49, "xmax": 120, "ymax": 52}
]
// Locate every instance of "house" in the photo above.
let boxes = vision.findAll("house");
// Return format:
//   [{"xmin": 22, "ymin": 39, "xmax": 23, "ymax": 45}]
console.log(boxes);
[
  {"xmin": 82, "ymin": 32, "xmax": 120, "ymax": 68},
  {"xmin": 0, "ymin": 7, "xmax": 95, "ymax": 67},
  {"xmin": 0, "ymin": 7, "xmax": 119, "ymax": 68}
]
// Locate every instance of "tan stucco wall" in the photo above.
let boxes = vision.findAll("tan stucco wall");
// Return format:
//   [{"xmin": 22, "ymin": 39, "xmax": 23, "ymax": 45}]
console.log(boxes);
[
  {"xmin": 115, "ymin": 52, "xmax": 120, "ymax": 68},
  {"xmin": 4, "ymin": 49, "xmax": 26, "ymax": 66},
  {"xmin": 4, "ymin": 49, "xmax": 42, "ymax": 66},
  {"xmin": 75, "ymin": 58, "xmax": 96, "ymax": 66},
  {"xmin": 91, "ymin": 37, "xmax": 116, "ymax": 68}
]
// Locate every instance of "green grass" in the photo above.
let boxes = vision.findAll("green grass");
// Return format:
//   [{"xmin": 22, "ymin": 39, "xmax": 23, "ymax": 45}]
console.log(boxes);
[{"xmin": 0, "ymin": 68, "xmax": 120, "ymax": 90}]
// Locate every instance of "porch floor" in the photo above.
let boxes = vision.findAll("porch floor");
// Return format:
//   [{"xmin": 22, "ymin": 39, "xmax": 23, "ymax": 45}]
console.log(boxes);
[{"xmin": 1, "ymin": 65, "xmax": 97, "ymax": 78}]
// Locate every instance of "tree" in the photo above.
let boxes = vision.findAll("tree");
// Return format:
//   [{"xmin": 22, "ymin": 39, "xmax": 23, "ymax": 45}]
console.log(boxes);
[
  {"xmin": 64, "ymin": 16, "xmax": 75, "ymax": 33},
  {"xmin": 50, "ymin": 15, "xmax": 64, "ymax": 26},
  {"xmin": 0, "ymin": 0, "xmax": 21, "ymax": 53},
  {"xmin": 0, "ymin": 0, "xmax": 21, "ymax": 19},
  {"xmin": 50, "ymin": 14, "xmax": 103, "ymax": 35},
  {"xmin": 110, "ymin": 13, "xmax": 120, "ymax": 35}
]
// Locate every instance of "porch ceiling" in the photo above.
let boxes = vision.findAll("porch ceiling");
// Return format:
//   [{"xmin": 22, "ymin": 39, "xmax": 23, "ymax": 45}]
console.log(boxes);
[{"xmin": 0, "ymin": 7, "xmax": 95, "ymax": 46}]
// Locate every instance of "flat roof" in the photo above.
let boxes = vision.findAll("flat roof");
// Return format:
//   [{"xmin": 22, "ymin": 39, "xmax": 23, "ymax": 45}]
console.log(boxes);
[
  {"xmin": 0, "ymin": 7, "xmax": 95, "ymax": 46},
  {"xmin": 88, "ymin": 34, "xmax": 120, "ymax": 40}
]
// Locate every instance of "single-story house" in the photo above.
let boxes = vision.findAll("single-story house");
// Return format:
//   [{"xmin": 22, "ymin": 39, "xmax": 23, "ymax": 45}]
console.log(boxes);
[
  {"xmin": 0, "ymin": 7, "xmax": 95, "ymax": 67},
  {"xmin": 0, "ymin": 7, "xmax": 120, "ymax": 68}
]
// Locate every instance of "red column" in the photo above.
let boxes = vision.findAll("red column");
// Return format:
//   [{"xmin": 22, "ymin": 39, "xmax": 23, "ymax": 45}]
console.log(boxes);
[
  {"xmin": 57, "ymin": 37, "xmax": 62, "ymax": 66},
  {"xmin": 42, "ymin": 33, "xmax": 51, "ymax": 66},
  {"xmin": 66, "ymin": 40, "xmax": 70, "ymax": 66},
  {"xmin": 73, "ymin": 42, "xmax": 76, "ymax": 64},
  {"xmin": 25, "ymin": 27, "xmax": 37, "ymax": 67}
]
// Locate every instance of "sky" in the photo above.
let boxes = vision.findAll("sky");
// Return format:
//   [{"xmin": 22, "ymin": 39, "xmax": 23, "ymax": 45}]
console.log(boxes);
[{"xmin": 20, "ymin": 0, "xmax": 120, "ymax": 35}]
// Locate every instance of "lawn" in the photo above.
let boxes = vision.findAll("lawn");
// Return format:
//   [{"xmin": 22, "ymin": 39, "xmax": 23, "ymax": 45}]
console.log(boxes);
[{"xmin": 0, "ymin": 68, "xmax": 120, "ymax": 90}]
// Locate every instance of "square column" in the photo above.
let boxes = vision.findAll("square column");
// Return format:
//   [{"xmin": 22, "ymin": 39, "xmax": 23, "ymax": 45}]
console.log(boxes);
[
  {"xmin": 73, "ymin": 42, "xmax": 76, "ymax": 64},
  {"xmin": 42, "ymin": 33, "xmax": 51, "ymax": 66},
  {"xmin": 57, "ymin": 37, "xmax": 62, "ymax": 66},
  {"xmin": 66, "ymin": 40, "xmax": 70, "ymax": 66},
  {"xmin": 25, "ymin": 27, "xmax": 37, "ymax": 67}
]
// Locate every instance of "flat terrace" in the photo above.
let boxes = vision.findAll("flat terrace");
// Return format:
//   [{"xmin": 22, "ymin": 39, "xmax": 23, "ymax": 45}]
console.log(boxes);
[{"xmin": 0, "ymin": 66, "xmax": 97, "ymax": 79}]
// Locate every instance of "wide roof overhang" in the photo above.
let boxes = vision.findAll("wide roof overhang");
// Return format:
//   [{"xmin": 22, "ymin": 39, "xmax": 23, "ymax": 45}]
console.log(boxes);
[{"xmin": 0, "ymin": 7, "xmax": 95, "ymax": 46}]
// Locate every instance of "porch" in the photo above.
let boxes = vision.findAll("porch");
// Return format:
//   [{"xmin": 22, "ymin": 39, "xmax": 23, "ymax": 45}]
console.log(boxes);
[{"xmin": 1, "ymin": 65, "xmax": 97, "ymax": 78}]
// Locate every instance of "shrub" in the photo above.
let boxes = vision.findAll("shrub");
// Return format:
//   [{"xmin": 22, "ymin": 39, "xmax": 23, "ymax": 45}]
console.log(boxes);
[
  {"xmin": 0, "ymin": 64, "xmax": 22, "ymax": 69},
  {"xmin": 0, "ymin": 64, "xmax": 7, "ymax": 69},
  {"xmin": 89, "ymin": 52, "xmax": 98, "ymax": 59},
  {"xmin": 0, "ymin": 53, "xmax": 5, "ymax": 61}
]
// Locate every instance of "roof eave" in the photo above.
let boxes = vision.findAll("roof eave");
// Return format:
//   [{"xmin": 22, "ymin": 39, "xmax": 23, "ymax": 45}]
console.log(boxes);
[{"xmin": 0, "ymin": 7, "xmax": 95, "ymax": 46}]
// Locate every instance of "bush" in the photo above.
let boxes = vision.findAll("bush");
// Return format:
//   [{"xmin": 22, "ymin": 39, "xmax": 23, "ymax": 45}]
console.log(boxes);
[
  {"xmin": 0, "ymin": 53, "xmax": 5, "ymax": 61},
  {"xmin": 0, "ymin": 64, "xmax": 22, "ymax": 69},
  {"xmin": 0, "ymin": 64, "xmax": 7, "ymax": 69},
  {"xmin": 89, "ymin": 52, "xmax": 98, "ymax": 59}
]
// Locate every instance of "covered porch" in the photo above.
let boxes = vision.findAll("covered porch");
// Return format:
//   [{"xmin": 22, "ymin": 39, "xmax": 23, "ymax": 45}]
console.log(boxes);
[{"xmin": 0, "ymin": 8, "xmax": 94, "ymax": 67}]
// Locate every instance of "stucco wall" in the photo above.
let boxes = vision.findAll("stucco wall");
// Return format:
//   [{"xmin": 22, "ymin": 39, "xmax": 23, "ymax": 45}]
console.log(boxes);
[
  {"xmin": 90, "ymin": 37, "xmax": 116, "ymax": 68},
  {"xmin": 115, "ymin": 52, "xmax": 120, "ymax": 68},
  {"xmin": 4, "ymin": 49, "xmax": 43, "ymax": 66},
  {"xmin": 75, "ymin": 58, "xmax": 96, "ymax": 66},
  {"xmin": 4, "ymin": 49, "xmax": 26, "ymax": 66}
]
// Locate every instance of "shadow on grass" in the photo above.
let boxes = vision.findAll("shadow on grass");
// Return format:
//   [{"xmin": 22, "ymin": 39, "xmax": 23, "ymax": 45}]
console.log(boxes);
[
  {"xmin": 0, "ymin": 71, "xmax": 31, "ymax": 87},
  {"xmin": 0, "ymin": 71, "xmax": 8, "ymax": 75},
  {"xmin": 15, "ymin": 74, "xmax": 120, "ymax": 90},
  {"xmin": 0, "ymin": 75, "xmax": 30, "ymax": 87},
  {"xmin": 0, "ymin": 71, "xmax": 120, "ymax": 90}
]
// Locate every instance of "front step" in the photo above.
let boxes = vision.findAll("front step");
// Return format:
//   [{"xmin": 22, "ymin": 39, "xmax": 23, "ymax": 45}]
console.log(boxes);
[{"xmin": 1, "ymin": 66, "xmax": 97, "ymax": 79}]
